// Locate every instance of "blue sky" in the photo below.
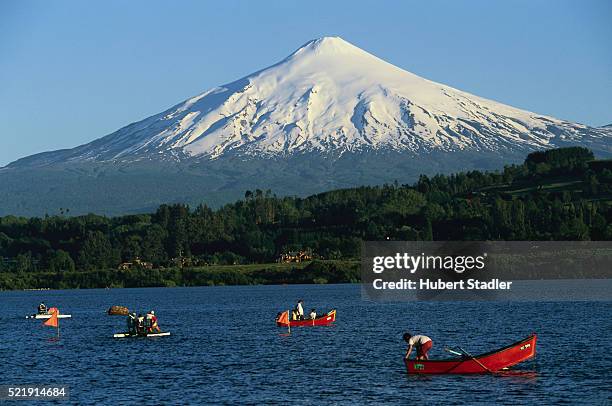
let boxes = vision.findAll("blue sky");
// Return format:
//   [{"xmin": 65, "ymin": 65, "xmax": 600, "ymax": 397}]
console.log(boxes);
[{"xmin": 1, "ymin": 0, "xmax": 610, "ymax": 166}]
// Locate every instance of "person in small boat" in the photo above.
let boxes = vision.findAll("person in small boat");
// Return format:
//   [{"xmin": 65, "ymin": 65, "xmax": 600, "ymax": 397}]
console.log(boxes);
[
  {"xmin": 295, "ymin": 300, "xmax": 304, "ymax": 320},
  {"xmin": 127, "ymin": 312, "xmax": 137, "ymax": 335},
  {"xmin": 137, "ymin": 314, "xmax": 145, "ymax": 334},
  {"xmin": 145, "ymin": 311, "xmax": 153, "ymax": 333},
  {"xmin": 309, "ymin": 309, "xmax": 317, "ymax": 320},
  {"xmin": 403, "ymin": 332, "xmax": 433, "ymax": 360},
  {"xmin": 145, "ymin": 311, "xmax": 153, "ymax": 332},
  {"xmin": 149, "ymin": 310, "xmax": 161, "ymax": 333},
  {"xmin": 38, "ymin": 302, "xmax": 47, "ymax": 314}
]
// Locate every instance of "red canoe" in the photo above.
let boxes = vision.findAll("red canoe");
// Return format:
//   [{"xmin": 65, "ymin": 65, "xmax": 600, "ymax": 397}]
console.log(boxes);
[
  {"xmin": 277, "ymin": 310, "xmax": 336, "ymax": 327},
  {"xmin": 405, "ymin": 334, "xmax": 537, "ymax": 374}
]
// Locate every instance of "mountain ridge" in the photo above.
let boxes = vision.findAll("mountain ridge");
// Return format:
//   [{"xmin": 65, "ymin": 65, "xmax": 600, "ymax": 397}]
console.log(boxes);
[
  {"xmin": 1, "ymin": 36, "xmax": 610, "ymax": 216},
  {"xmin": 7, "ymin": 36, "xmax": 611, "ymax": 169}
]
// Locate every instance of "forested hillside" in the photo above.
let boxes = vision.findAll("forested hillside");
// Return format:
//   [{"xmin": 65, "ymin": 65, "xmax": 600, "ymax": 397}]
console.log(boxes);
[{"xmin": 0, "ymin": 147, "xmax": 610, "ymax": 289}]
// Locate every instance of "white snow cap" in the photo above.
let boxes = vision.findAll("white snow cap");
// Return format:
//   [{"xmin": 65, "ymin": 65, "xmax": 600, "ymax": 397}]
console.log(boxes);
[{"xmin": 23, "ymin": 36, "xmax": 609, "ymax": 165}]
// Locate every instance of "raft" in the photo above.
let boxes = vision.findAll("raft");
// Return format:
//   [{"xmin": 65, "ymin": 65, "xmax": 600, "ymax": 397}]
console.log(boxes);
[
  {"xmin": 113, "ymin": 331, "xmax": 171, "ymax": 338},
  {"xmin": 26, "ymin": 313, "xmax": 72, "ymax": 319}
]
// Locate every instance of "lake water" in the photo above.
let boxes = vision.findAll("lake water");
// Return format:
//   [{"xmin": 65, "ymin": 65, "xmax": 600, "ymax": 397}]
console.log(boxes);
[{"xmin": 1, "ymin": 284, "xmax": 610, "ymax": 405}]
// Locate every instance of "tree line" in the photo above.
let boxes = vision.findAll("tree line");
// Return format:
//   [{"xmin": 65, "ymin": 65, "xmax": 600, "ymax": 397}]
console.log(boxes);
[{"xmin": 0, "ymin": 147, "xmax": 610, "ymax": 278}]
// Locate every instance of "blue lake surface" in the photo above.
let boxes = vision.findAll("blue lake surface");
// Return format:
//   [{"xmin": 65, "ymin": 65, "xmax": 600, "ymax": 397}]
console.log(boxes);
[{"xmin": 1, "ymin": 284, "xmax": 610, "ymax": 405}]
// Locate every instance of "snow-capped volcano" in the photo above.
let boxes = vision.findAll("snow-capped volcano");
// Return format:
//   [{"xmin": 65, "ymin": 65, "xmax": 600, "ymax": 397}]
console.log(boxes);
[
  {"xmin": 10, "ymin": 36, "xmax": 610, "ymax": 167},
  {"xmin": 2, "ymin": 36, "xmax": 610, "ymax": 216}
]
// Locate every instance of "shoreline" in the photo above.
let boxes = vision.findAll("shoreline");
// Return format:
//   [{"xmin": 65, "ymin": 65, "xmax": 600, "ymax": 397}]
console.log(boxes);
[{"xmin": 0, "ymin": 260, "xmax": 360, "ymax": 291}]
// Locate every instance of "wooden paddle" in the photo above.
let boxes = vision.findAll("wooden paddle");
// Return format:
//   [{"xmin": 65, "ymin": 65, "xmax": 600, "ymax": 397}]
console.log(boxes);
[{"xmin": 457, "ymin": 346, "xmax": 494, "ymax": 373}]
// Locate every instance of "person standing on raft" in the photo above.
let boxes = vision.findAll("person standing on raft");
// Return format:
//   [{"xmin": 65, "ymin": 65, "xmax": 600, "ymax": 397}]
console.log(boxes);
[
  {"xmin": 127, "ymin": 312, "xmax": 137, "ymax": 335},
  {"xmin": 137, "ymin": 314, "xmax": 145, "ymax": 334},
  {"xmin": 404, "ymin": 332, "xmax": 433, "ymax": 360},
  {"xmin": 149, "ymin": 310, "xmax": 161, "ymax": 333}
]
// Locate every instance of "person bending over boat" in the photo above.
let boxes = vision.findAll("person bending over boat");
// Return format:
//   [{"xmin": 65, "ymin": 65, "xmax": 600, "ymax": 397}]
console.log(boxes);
[
  {"xmin": 404, "ymin": 332, "xmax": 433, "ymax": 360},
  {"xmin": 38, "ymin": 302, "xmax": 47, "ymax": 314},
  {"xmin": 295, "ymin": 300, "xmax": 305, "ymax": 320},
  {"xmin": 309, "ymin": 309, "xmax": 317, "ymax": 320}
]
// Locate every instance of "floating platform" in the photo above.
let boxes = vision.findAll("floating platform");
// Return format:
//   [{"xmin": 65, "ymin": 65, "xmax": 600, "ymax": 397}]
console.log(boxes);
[
  {"xmin": 113, "ymin": 332, "xmax": 171, "ymax": 338},
  {"xmin": 26, "ymin": 314, "xmax": 72, "ymax": 319}
]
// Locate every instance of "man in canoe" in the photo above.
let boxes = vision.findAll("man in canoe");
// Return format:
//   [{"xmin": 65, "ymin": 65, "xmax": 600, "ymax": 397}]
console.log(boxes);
[
  {"xmin": 295, "ymin": 300, "xmax": 304, "ymax": 320},
  {"xmin": 403, "ymin": 332, "xmax": 433, "ymax": 360},
  {"xmin": 38, "ymin": 302, "xmax": 47, "ymax": 314}
]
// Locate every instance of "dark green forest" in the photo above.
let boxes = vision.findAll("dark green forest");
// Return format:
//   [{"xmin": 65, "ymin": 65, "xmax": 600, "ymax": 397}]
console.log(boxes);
[{"xmin": 1, "ymin": 147, "xmax": 610, "ymax": 289}]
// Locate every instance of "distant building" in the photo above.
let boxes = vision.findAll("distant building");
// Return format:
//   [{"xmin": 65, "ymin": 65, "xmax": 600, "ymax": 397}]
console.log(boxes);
[
  {"xmin": 118, "ymin": 257, "xmax": 153, "ymax": 270},
  {"xmin": 278, "ymin": 250, "xmax": 313, "ymax": 263}
]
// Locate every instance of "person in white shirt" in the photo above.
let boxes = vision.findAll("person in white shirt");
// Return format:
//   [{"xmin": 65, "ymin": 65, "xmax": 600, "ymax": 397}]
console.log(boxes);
[
  {"xmin": 309, "ymin": 309, "xmax": 317, "ymax": 320},
  {"xmin": 295, "ymin": 300, "xmax": 304, "ymax": 320},
  {"xmin": 137, "ymin": 314, "xmax": 145, "ymax": 334},
  {"xmin": 403, "ymin": 332, "xmax": 433, "ymax": 360}
]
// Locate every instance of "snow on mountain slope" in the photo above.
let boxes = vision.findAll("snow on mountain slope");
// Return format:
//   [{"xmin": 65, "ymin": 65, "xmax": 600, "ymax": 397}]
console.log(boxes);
[{"xmin": 8, "ymin": 37, "xmax": 611, "ymax": 167}]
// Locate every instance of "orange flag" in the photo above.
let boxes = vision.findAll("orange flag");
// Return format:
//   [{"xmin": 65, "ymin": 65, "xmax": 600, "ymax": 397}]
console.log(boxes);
[
  {"xmin": 277, "ymin": 310, "xmax": 289, "ymax": 325},
  {"xmin": 43, "ymin": 307, "xmax": 59, "ymax": 328}
]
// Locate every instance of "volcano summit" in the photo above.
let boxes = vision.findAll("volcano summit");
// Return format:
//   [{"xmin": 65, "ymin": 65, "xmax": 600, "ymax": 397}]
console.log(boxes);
[{"xmin": 2, "ymin": 37, "xmax": 610, "ymax": 215}]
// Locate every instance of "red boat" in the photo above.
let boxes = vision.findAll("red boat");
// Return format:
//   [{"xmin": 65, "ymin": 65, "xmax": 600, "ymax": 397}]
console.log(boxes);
[
  {"xmin": 276, "ymin": 310, "xmax": 336, "ymax": 327},
  {"xmin": 405, "ymin": 334, "xmax": 537, "ymax": 374}
]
